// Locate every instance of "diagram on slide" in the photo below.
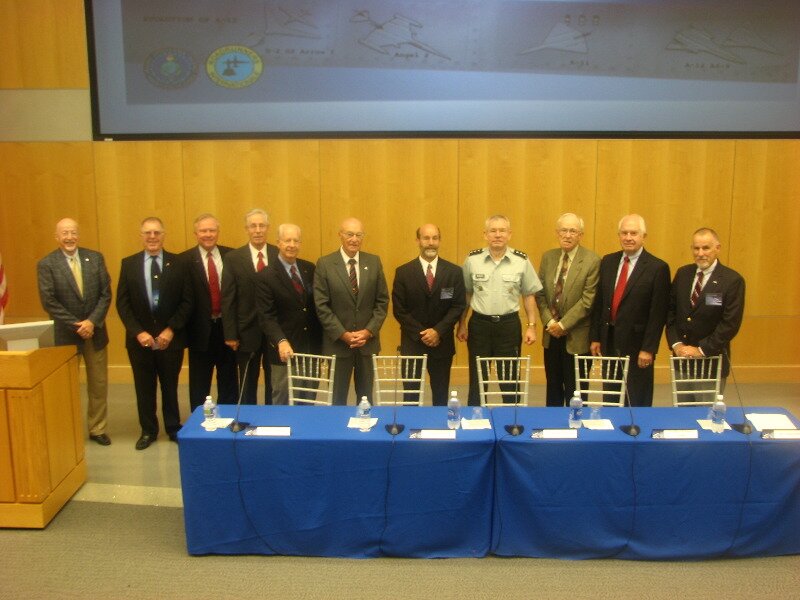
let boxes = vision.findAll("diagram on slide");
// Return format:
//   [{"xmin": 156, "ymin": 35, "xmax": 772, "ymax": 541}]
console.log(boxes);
[{"xmin": 350, "ymin": 11, "xmax": 451, "ymax": 60}]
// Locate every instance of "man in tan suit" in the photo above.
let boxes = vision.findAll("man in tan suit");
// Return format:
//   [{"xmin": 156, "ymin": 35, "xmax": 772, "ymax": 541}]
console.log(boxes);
[{"xmin": 536, "ymin": 213, "xmax": 600, "ymax": 406}]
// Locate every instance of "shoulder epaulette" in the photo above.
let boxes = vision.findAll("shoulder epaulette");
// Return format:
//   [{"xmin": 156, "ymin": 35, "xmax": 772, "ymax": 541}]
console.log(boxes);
[
  {"xmin": 468, "ymin": 248, "xmax": 483, "ymax": 256},
  {"xmin": 512, "ymin": 249, "xmax": 528, "ymax": 259}
]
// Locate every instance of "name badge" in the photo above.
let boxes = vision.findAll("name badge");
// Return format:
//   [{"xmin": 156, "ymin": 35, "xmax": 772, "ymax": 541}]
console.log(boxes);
[
  {"xmin": 472, "ymin": 273, "xmax": 487, "ymax": 281},
  {"xmin": 705, "ymin": 293, "xmax": 723, "ymax": 306},
  {"xmin": 440, "ymin": 287, "xmax": 454, "ymax": 300}
]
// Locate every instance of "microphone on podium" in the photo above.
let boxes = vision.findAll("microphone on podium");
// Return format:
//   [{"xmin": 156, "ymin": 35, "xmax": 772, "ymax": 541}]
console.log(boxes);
[
  {"xmin": 229, "ymin": 352, "xmax": 255, "ymax": 433},
  {"xmin": 385, "ymin": 347, "xmax": 405, "ymax": 435},
  {"xmin": 504, "ymin": 350, "xmax": 524, "ymax": 436}
]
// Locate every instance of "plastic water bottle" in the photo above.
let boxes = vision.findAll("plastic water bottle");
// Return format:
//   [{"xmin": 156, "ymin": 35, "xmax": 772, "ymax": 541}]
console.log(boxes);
[
  {"xmin": 568, "ymin": 391, "xmax": 583, "ymax": 429},
  {"xmin": 447, "ymin": 390, "xmax": 461, "ymax": 430},
  {"xmin": 203, "ymin": 395, "xmax": 216, "ymax": 423},
  {"xmin": 710, "ymin": 395, "xmax": 726, "ymax": 434},
  {"xmin": 357, "ymin": 396, "xmax": 372, "ymax": 431}
]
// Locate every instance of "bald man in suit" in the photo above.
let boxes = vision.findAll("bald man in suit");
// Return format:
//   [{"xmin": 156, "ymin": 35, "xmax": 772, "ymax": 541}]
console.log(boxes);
[
  {"xmin": 314, "ymin": 217, "xmax": 389, "ymax": 405},
  {"xmin": 38, "ymin": 217, "xmax": 112, "ymax": 445},
  {"xmin": 536, "ymin": 213, "xmax": 600, "ymax": 406}
]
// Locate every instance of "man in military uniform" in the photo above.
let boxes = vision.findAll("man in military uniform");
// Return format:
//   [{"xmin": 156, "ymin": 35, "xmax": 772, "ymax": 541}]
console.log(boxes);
[{"xmin": 457, "ymin": 215, "xmax": 543, "ymax": 406}]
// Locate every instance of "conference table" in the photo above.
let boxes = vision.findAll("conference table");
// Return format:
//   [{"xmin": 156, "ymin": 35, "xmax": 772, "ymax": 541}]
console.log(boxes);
[
  {"xmin": 491, "ymin": 406, "xmax": 800, "ymax": 560},
  {"xmin": 178, "ymin": 405, "xmax": 495, "ymax": 558},
  {"xmin": 179, "ymin": 404, "xmax": 800, "ymax": 559}
]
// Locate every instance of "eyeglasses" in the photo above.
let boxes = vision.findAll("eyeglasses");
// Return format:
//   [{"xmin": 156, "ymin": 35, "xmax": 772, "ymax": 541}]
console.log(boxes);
[
  {"xmin": 341, "ymin": 231, "xmax": 365, "ymax": 239},
  {"xmin": 557, "ymin": 228, "xmax": 581, "ymax": 235},
  {"xmin": 141, "ymin": 230, "xmax": 165, "ymax": 237}
]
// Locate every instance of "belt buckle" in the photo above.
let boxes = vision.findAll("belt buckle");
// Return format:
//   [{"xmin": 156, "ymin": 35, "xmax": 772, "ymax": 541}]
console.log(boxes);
[{"xmin": 491, "ymin": 315, "xmax": 501, "ymax": 323}]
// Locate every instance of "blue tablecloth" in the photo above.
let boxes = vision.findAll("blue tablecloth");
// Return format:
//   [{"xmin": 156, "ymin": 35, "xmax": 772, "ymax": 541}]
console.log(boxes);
[
  {"xmin": 490, "ymin": 406, "xmax": 800, "ymax": 559},
  {"xmin": 178, "ymin": 405, "xmax": 495, "ymax": 557}
]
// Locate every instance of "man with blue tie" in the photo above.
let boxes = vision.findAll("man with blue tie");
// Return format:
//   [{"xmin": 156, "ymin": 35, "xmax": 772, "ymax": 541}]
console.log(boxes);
[
  {"xmin": 116, "ymin": 217, "xmax": 193, "ymax": 450},
  {"xmin": 38, "ymin": 218, "xmax": 113, "ymax": 445}
]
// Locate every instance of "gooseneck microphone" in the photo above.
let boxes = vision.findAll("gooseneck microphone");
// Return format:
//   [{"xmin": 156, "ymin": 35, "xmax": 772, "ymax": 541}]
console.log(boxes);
[
  {"xmin": 723, "ymin": 348, "xmax": 752, "ymax": 435},
  {"xmin": 385, "ymin": 347, "xmax": 405, "ymax": 435},
  {"xmin": 229, "ymin": 352, "xmax": 256, "ymax": 433},
  {"xmin": 619, "ymin": 353, "xmax": 640, "ymax": 437},
  {"xmin": 504, "ymin": 349, "xmax": 524, "ymax": 436}
]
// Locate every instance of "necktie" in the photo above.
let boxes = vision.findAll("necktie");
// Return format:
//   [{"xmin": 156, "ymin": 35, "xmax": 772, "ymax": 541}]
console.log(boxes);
[
  {"xmin": 290, "ymin": 264, "xmax": 304, "ymax": 296},
  {"xmin": 150, "ymin": 256, "xmax": 161, "ymax": 311},
  {"xmin": 550, "ymin": 253, "xmax": 569, "ymax": 320},
  {"xmin": 256, "ymin": 251, "xmax": 265, "ymax": 272},
  {"xmin": 69, "ymin": 256, "xmax": 83, "ymax": 297},
  {"xmin": 610, "ymin": 256, "xmax": 630, "ymax": 323},
  {"xmin": 207, "ymin": 252, "xmax": 221, "ymax": 316},
  {"xmin": 348, "ymin": 258, "xmax": 358, "ymax": 295},
  {"xmin": 691, "ymin": 271, "xmax": 704, "ymax": 308},
  {"xmin": 426, "ymin": 263, "xmax": 435, "ymax": 292}
]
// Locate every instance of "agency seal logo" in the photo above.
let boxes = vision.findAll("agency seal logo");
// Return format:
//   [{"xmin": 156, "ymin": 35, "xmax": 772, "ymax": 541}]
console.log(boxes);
[
  {"xmin": 144, "ymin": 48, "xmax": 197, "ymax": 89},
  {"xmin": 206, "ymin": 46, "xmax": 263, "ymax": 88}
]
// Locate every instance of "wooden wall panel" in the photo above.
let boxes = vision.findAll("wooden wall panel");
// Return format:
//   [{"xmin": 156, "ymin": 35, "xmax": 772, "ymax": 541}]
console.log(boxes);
[
  {"xmin": 182, "ymin": 141, "xmax": 322, "ymax": 257},
  {"xmin": 93, "ymin": 142, "xmax": 187, "ymax": 366},
  {"xmin": 320, "ymin": 139, "xmax": 460, "ymax": 357},
  {"xmin": 595, "ymin": 140, "xmax": 736, "ymax": 269},
  {"xmin": 730, "ymin": 140, "xmax": 800, "ymax": 317},
  {"xmin": 0, "ymin": 0, "xmax": 88, "ymax": 89},
  {"xmin": 0, "ymin": 142, "xmax": 95, "ymax": 321}
]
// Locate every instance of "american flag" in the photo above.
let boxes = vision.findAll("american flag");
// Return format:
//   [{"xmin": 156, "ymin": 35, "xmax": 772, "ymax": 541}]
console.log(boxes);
[{"xmin": 0, "ymin": 252, "xmax": 7, "ymax": 324}]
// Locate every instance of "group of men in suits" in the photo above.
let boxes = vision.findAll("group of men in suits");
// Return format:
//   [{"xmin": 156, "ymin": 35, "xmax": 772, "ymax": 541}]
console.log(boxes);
[
  {"xmin": 538, "ymin": 213, "xmax": 745, "ymax": 407},
  {"xmin": 36, "ymin": 210, "xmax": 745, "ymax": 450}
]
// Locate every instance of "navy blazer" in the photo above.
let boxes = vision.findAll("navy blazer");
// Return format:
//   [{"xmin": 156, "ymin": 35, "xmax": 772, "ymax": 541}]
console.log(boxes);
[
  {"xmin": 37, "ymin": 247, "xmax": 112, "ymax": 350},
  {"xmin": 180, "ymin": 244, "xmax": 233, "ymax": 351},
  {"xmin": 115, "ymin": 250, "xmax": 193, "ymax": 350},
  {"xmin": 256, "ymin": 257, "xmax": 322, "ymax": 364},
  {"xmin": 391, "ymin": 257, "xmax": 466, "ymax": 359},
  {"xmin": 666, "ymin": 262, "xmax": 745, "ymax": 377},
  {"xmin": 590, "ymin": 248, "xmax": 671, "ymax": 356}
]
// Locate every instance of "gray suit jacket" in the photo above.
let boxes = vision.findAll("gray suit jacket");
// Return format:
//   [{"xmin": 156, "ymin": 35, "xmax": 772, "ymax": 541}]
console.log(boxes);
[
  {"xmin": 37, "ymin": 248, "xmax": 112, "ymax": 350},
  {"xmin": 313, "ymin": 250, "xmax": 389, "ymax": 357},
  {"xmin": 536, "ymin": 245, "xmax": 600, "ymax": 355},
  {"xmin": 36, "ymin": 248, "xmax": 111, "ymax": 349}
]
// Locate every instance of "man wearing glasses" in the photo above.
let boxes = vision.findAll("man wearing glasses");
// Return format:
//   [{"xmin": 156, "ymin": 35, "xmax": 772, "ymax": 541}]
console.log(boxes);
[
  {"xmin": 536, "ymin": 213, "xmax": 600, "ymax": 406},
  {"xmin": 314, "ymin": 217, "xmax": 389, "ymax": 405},
  {"xmin": 116, "ymin": 217, "xmax": 193, "ymax": 450}
]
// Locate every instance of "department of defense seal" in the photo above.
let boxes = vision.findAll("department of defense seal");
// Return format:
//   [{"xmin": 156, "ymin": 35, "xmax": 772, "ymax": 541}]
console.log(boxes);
[
  {"xmin": 206, "ymin": 45, "xmax": 263, "ymax": 89},
  {"xmin": 144, "ymin": 48, "xmax": 197, "ymax": 89}
]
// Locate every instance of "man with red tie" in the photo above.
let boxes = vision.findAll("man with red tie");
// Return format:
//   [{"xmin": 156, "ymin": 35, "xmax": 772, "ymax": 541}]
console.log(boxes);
[
  {"xmin": 590, "ymin": 214, "xmax": 670, "ymax": 407},
  {"xmin": 666, "ymin": 228, "xmax": 745, "ymax": 398},
  {"xmin": 222, "ymin": 209, "xmax": 279, "ymax": 404},
  {"xmin": 180, "ymin": 214, "xmax": 237, "ymax": 412}
]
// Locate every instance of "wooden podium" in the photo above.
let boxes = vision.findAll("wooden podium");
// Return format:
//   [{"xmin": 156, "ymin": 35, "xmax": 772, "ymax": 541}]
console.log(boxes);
[{"xmin": 0, "ymin": 346, "xmax": 87, "ymax": 528}]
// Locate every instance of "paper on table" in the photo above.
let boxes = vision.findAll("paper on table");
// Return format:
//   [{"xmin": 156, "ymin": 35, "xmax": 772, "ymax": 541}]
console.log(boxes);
[
  {"xmin": 657, "ymin": 429, "xmax": 698, "ymax": 439},
  {"xmin": 697, "ymin": 419, "xmax": 732, "ymax": 431},
  {"xmin": 461, "ymin": 418, "xmax": 491, "ymax": 430},
  {"xmin": 347, "ymin": 417, "xmax": 378, "ymax": 429},
  {"xmin": 412, "ymin": 429, "xmax": 457, "ymax": 440},
  {"xmin": 245, "ymin": 426, "xmax": 291, "ymax": 437},
  {"xmin": 581, "ymin": 419, "xmax": 614, "ymax": 430},
  {"xmin": 532, "ymin": 429, "xmax": 578, "ymax": 439},
  {"xmin": 746, "ymin": 413, "xmax": 796, "ymax": 432},
  {"xmin": 770, "ymin": 430, "xmax": 800, "ymax": 439},
  {"xmin": 201, "ymin": 417, "xmax": 233, "ymax": 431}
]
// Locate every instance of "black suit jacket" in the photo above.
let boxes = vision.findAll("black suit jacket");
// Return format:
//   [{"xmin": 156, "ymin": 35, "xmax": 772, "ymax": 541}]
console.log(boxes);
[
  {"xmin": 180, "ymin": 244, "xmax": 233, "ymax": 351},
  {"xmin": 256, "ymin": 257, "xmax": 322, "ymax": 364},
  {"xmin": 590, "ymin": 249, "xmax": 671, "ymax": 356},
  {"xmin": 392, "ymin": 257, "xmax": 466, "ymax": 358},
  {"xmin": 115, "ymin": 250, "xmax": 193, "ymax": 350},
  {"xmin": 37, "ymin": 248, "xmax": 112, "ymax": 350},
  {"xmin": 221, "ymin": 243, "xmax": 279, "ymax": 352},
  {"xmin": 666, "ymin": 262, "xmax": 745, "ymax": 376}
]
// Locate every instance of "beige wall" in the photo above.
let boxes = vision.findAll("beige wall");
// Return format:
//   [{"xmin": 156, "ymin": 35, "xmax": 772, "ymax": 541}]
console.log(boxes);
[{"xmin": 1, "ymin": 0, "xmax": 798, "ymax": 382}]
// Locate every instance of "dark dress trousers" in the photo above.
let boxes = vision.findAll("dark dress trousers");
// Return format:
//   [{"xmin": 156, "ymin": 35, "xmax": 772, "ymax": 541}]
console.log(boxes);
[
  {"xmin": 314, "ymin": 250, "xmax": 389, "ymax": 405},
  {"xmin": 666, "ymin": 262, "xmax": 745, "ymax": 379},
  {"xmin": 221, "ymin": 243, "xmax": 279, "ymax": 404},
  {"xmin": 116, "ymin": 251, "xmax": 193, "ymax": 436},
  {"xmin": 590, "ymin": 249, "xmax": 670, "ymax": 407},
  {"xmin": 392, "ymin": 257, "xmax": 466, "ymax": 405},
  {"xmin": 180, "ymin": 245, "xmax": 238, "ymax": 411}
]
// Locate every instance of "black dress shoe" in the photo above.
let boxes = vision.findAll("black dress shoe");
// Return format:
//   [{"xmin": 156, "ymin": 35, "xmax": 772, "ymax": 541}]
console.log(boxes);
[
  {"xmin": 89, "ymin": 433, "xmax": 112, "ymax": 446},
  {"xmin": 135, "ymin": 434, "xmax": 156, "ymax": 450}
]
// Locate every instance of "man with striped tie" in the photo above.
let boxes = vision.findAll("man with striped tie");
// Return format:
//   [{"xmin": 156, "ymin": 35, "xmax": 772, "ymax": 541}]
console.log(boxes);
[{"xmin": 666, "ymin": 228, "xmax": 745, "ymax": 397}]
